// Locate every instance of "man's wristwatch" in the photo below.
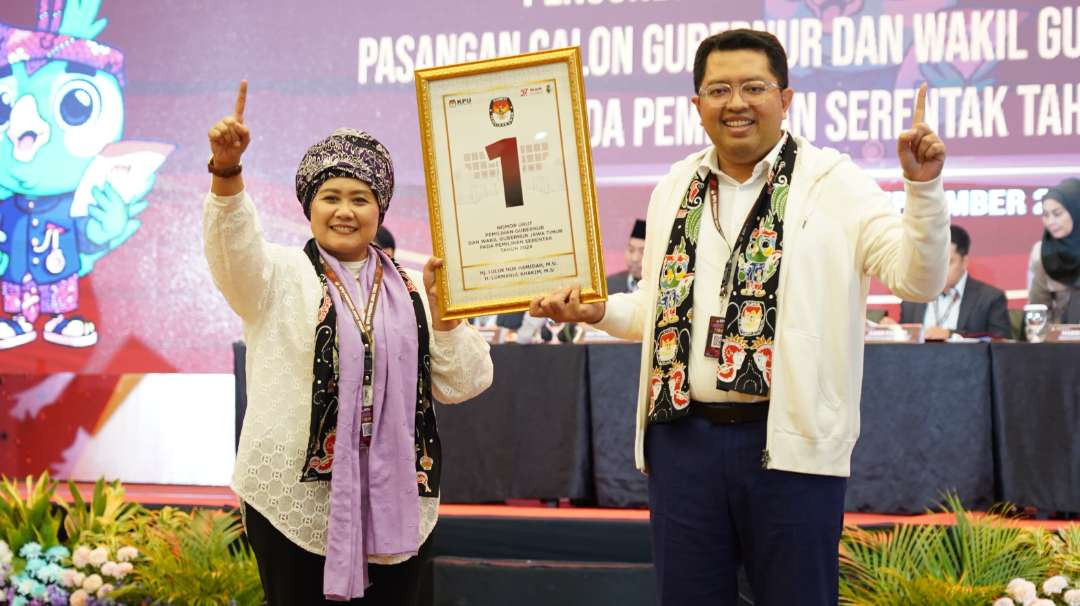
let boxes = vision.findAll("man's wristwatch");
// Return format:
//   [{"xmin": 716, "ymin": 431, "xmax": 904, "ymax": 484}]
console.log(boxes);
[{"xmin": 208, "ymin": 155, "xmax": 242, "ymax": 178}]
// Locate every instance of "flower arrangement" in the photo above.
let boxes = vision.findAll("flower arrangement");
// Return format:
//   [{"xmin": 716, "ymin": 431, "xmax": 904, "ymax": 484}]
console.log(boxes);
[
  {"xmin": 839, "ymin": 496, "xmax": 1050, "ymax": 605},
  {"xmin": 1, "ymin": 473, "xmax": 1068, "ymax": 606},
  {"xmin": 107, "ymin": 508, "xmax": 263, "ymax": 606},
  {"xmin": 0, "ymin": 540, "xmax": 140, "ymax": 606},
  {"xmin": 994, "ymin": 575, "xmax": 1080, "ymax": 605},
  {"xmin": 3, "ymin": 542, "xmax": 72, "ymax": 606},
  {"xmin": 0, "ymin": 474, "xmax": 263, "ymax": 605},
  {"xmin": 60, "ymin": 544, "xmax": 139, "ymax": 605}
]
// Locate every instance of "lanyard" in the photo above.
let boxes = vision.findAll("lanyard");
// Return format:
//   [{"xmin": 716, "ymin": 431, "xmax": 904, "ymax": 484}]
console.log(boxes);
[
  {"xmin": 323, "ymin": 257, "xmax": 384, "ymax": 446},
  {"xmin": 709, "ymin": 174, "xmax": 737, "ymax": 303}
]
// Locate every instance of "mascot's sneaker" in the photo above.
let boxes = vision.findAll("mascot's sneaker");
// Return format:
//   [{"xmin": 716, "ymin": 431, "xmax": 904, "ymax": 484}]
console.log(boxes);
[
  {"xmin": 43, "ymin": 314, "xmax": 99, "ymax": 347},
  {"xmin": 0, "ymin": 315, "xmax": 37, "ymax": 349}
]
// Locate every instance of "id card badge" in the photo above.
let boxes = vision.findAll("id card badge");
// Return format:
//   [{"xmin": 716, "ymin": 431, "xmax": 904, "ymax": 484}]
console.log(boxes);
[{"xmin": 704, "ymin": 315, "xmax": 725, "ymax": 358}]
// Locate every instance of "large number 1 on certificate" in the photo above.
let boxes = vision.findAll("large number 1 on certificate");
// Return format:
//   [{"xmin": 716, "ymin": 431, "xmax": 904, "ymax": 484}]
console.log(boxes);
[{"xmin": 443, "ymin": 80, "xmax": 578, "ymax": 292}]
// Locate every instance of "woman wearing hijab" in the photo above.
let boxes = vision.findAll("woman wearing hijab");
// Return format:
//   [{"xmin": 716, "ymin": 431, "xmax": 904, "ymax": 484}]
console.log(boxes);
[
  {"xmin": 1029, "ymin": 177, "xmax": 1080, "ymax": 324},
  {"xmin": 203, "ymin": 82, "xmax": 493, "ymax": 604}
]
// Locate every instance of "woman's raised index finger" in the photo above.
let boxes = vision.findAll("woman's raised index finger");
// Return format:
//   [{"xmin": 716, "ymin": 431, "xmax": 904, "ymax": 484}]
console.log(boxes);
[
  {"xmin": 235, "ymin": 80, "xmax": 248, "ymax": 122},
  {"xmin": 913, "ymin": 82, "xmax": 927, "ymax": 126}
]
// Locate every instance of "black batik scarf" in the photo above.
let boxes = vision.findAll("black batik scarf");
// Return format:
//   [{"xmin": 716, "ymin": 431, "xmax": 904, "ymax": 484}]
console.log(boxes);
[
  {"xmin": 647, "ymin": 169, "xmax": 708, "ymax": 423},
  {"xmin": 648, "ymin": 136, "xmax": 797, "ymax": 423},
  {"xmin": 298, "ymin": 240, "xmax": 443, "ymax": 497},
  {"xmin": 716, "ymin": 137, "xmax": 797, "ymax": 395}
]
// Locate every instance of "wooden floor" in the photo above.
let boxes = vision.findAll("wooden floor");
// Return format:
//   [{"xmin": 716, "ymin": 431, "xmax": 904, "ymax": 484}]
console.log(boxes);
[{"xmin": 59, "ymin": 482, "xmax": 1077, "ymax": 530}]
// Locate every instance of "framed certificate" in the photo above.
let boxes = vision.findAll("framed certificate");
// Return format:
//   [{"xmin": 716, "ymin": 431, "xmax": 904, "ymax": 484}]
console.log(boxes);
[{"xmin": 415, "ymin": 47, "xmax": 606, "ymax": 320}]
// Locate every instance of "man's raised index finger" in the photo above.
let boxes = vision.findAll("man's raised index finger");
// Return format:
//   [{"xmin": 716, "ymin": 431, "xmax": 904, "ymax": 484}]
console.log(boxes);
[
  {"xmin": 912, "ymin": 82, "xmax": 927, "ymax": 126},
  {"xmin": 235, "ymin": 80, "xmax": 248, "ymax": 122}
]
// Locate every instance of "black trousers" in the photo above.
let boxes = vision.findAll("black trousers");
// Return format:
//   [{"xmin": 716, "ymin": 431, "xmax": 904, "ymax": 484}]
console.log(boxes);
[
  {"xmin": 646, "ymin": 417, "xmax": 847, "ymax": 606},
  {"xmin": 244, "ymin": 503, "xmax": 431, "ymax": 605}
]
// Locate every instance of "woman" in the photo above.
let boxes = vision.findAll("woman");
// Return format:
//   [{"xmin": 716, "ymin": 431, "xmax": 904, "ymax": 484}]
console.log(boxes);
[
  {"xmin": 1029, "ymin": 178, "xmax": 1080, "ymax": 324},
  {"xmin": 203, "ymin": 82, "xmax": 493, "ymax": 604}
]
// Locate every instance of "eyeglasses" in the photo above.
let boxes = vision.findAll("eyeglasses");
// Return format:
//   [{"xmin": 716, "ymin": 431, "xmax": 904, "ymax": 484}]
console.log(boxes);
[{"xmin": 698, "ymin": 81, "xmax": 782, "ymax": 105}]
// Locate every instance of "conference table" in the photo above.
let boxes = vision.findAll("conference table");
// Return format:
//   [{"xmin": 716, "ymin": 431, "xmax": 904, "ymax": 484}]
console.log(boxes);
[
  {"xmin": 234, "ymin": 341, "xmax": 1080, "ymax": 513},
  {"xmin": 432, "ymin": 342, "xmax": 1080, "ymax": 513}
]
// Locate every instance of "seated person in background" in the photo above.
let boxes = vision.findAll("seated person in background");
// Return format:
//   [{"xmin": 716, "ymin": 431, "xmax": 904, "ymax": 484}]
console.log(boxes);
[
  {"xmin": 471, "ymin": 311, "xmax": 567, "ymax": 343},
  {"xmin": 537, "ymin": 219, "xmax": 648, "ymax": 344},
  {"xmin": 469, "ymin": 314, "xmax": 499, "ymax": 328},
  {"xmin": 375, "ymin": 225, "xmax": 396, "ymax": 259},
  {"xmin": 606, "ymin": 219, "xmax": 646, "ymax": 294},
  {"xmin": 495, "ymin": 311, "xmax": 552, "ymax": 343},
  {"xmin": 1029, "ymin": 178, "xmax": 1080, "ymax": 324},
  {"xmin": 898, "ymin": 225, "xmax": 1011, "ymax": 339}
]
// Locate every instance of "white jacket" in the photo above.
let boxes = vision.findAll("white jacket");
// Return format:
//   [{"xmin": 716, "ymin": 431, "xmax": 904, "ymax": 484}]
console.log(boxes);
[{"xmin": 594, "ymin": 136, "xmax": 949, "ymax": 477}]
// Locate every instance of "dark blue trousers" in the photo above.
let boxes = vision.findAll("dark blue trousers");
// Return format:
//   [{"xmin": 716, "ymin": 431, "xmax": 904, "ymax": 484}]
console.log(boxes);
[{"xmin": 646, "ymin": 416, "xmax": 846, "ymax": 606}]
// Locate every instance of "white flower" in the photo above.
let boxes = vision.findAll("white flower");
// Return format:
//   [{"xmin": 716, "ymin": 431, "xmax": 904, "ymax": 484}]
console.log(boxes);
[
  {"xmin": 82, "ymin": 572, "xmax": 104, "ymax": 592},
  {"xmin": 1044, "ymin": 576, "xmax": 1070, "ymax": 595},
  {"xmin": 59, "ymin": 568, "xmax": 79, "ymax": 587},
  {"xmin": 1008, "ymin": 579, "xmax": 1038, "ymax": 603},
  {"xmin": 88, "ymin": 546, "xmax": 109, "ymax": 567},
  {"xmin": 993, "ymin": 598, "xmax": 1016, "ymax": 606},
  {"xmin": 1031, "ymin": 599, "xmax": 1056, "ymax": 606},
  {"xmin": 1008, "ymin": 578, "xmax": 1031, "ymax": 591},
  {"xmin": 0, "ymin": 541, "xmax": 11, "ymax": 565},
  {"xmin": 1064, "ymin": 588, "xmax": 1080, "ymax": 606},
  {"xmin": 69, "ymin": 589, "xmax": 89, "ymax": 606},
  {"xmin": 100, "ymin": 561, "xmax": 118, "ymax": 577},
  {"xmin": 116, "ymin": 546, "xmax": 139, "ymax": 562},
  {"xmin": 113, "ymin": 561, "xmax": 133, "ymax": 579},
  {"xmin": 72, "ymin": 546, "xmax": 92, "ymax": 568},
  {"xmin": 17, "ymin": 577, "xmax": 35, "ymax": 594},
  {"xmin": 96, "ymin": 583, "xmax": 114, "ymax": 599},
  {"xmin": 74, "ymin": 571, "xmax": 86, "ymax": 587}
]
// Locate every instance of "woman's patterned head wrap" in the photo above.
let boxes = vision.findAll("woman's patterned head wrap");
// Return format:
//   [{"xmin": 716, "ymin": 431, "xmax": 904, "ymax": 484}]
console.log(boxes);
[{"xmin": 295, "ymin": 128, "xmax": 394, "ymax": 220}]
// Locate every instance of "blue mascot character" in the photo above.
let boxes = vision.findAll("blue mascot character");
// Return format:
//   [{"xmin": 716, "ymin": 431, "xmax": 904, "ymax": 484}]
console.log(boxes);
[{"xmin": 0, "ymin": 0, "xmax": 171, "ymax": 349}]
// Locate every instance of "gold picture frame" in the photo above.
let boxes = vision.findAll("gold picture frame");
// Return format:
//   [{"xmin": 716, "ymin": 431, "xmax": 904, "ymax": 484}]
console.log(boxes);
[{"xmin": 415, "ymin": 47, "xmax": 606, "ymax": 321}]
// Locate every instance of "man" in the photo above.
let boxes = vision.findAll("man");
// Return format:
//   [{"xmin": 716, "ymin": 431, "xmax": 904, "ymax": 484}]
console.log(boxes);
[
  {"xmin": 530, "ymin": 30, "xmax": 948, "ymax": 606},
  {"xmin": 607, "ymin": 219, "xmax": 646, "ymax": 294},
  {"xmin": 898, "ymin": 225, "xmax": 1012, "ymax": 339}
]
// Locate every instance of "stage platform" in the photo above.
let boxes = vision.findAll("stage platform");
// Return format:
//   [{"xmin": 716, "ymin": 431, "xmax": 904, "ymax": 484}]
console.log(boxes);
[{"xmin": 64, "ymin": 482, "xmax": 1076, "ymax": 530}]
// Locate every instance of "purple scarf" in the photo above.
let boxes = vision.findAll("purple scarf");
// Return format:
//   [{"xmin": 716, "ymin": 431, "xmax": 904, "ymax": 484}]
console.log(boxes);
[{"xmin": 318, "ymin": 244, "xmax": 420, "ymax": 600}]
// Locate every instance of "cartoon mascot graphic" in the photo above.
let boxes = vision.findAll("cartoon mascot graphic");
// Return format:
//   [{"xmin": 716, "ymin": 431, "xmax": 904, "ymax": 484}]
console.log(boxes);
[{"xmin": 0, "ymin": 0, "xmax": 172, "ymax": 349}]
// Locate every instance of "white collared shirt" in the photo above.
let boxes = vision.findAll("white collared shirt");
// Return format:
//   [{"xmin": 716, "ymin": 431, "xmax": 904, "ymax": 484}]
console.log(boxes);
[
  {"xmin": 923, "ymin": 272, "xmax": 968, "ymax": 329},
  {"xmin": 689, "ymin": 135, "xmax": 787, "ymax": 403}
]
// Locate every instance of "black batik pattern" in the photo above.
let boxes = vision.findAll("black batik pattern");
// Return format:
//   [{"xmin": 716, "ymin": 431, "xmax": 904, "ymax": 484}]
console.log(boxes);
[
  {"xmin": 715, "ymin": 136, "xmax": 798, "ymax": 396},
  {"xmin": 647, "ymin": 171, "xmax": 708, "ymax": 423}
]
